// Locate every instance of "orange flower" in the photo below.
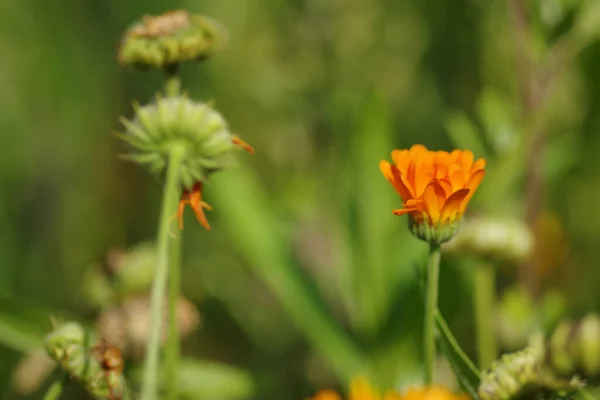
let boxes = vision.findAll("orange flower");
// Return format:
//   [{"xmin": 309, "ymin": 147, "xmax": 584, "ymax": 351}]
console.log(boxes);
[
  {"xmin": 380, "ymin": 145, "xmax": 485, "ymax": 243},
  {"xmin": 309, "ymin": 379, "xmax": 468, "ymax": 400}
]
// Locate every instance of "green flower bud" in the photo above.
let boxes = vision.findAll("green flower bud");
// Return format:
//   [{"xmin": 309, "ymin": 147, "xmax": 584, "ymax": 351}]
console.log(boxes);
[
  {"xmin": 118, "ymin": 95, "xmax": 253, "ymax": 229},
  {"xmin": 118, "ymin": 10, "xmax": 226, "ymax": 69},
  {"xmin": 45, "ymin": 322, "xmax": 126, "ymax": 399},
  {"xmin": 443, "ymin": 216, "xmax": 533, "ymax": 264},
  {"xmin": 478, "ymin": 346, "xmax": 583, "ymax": 400},
  {"xmin": 119, "ymin": 95, "xmax": 249, "ymax": 189}
]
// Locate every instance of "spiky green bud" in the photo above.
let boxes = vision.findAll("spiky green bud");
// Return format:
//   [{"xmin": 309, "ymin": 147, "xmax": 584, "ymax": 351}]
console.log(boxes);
[
  {"xmin": 478, "ymin": 346, "xmax": 583, "ymax": 400},
  {"xmin": 118, "ymin": 95, "xmax": 250, "ymax": 190},
  {"xmin": 118, "ymin": 10, "xmax": 226, "ymax": 69}
]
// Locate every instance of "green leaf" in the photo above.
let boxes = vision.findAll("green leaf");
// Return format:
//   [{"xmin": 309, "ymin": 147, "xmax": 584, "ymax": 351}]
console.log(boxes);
[
  {"xmin": 130, "ymin": 359, "xmax": 255, "ymax": 400},
  {"xmin": 435, "ymin": 311, "xmax": 481, "ymax": 399}
]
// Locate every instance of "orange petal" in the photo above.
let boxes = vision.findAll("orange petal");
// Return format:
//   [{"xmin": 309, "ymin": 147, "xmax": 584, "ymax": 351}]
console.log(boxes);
[
  {"xmin": 393, "ymin": 207, "xmax": 418, "ymax": 216},
  {"xmin": 310, "ymin": 391, "xmax": 342, "ymax": 400},
  {"xmin": 441, "ymin": 188, "xmax": 470, "ymax": 223},
  {"xmin": 379, "ymin": 160, "xmax": 394, "ymax": 182},
  {"xmin": 448, "ymin": 169, "xmax": 467, "ymax": 191},
  {"xmin": 423, "ymin": 181, "xmax": 446, "ymax": 224},
  {"xmin": 409, "ymin": 144, "xmax": 428, "ymax": 157},
  {"xmin": 404, "ymin": 198, "xmax": 423, "ymax": 208},
  {"xmin": 460, "ymin": 149, "xmax": 474, "ymax": 171},
  {"xmin": 471, "ymin": 157, "xmax": 486, "ymax": 174},
  {"xmin": 459, "ymin": 169, "xmax": 485, "ymax": 213},
  {"xmin": 232, "ymin": 136, "xmax": 255, "ymax": 154},
  {"xmin": 390, "ymin": 165, "xmax": 413, "ymax": 202},
  {"xmin": 391, "ymin": 149, "xmax": 411, "ymax": 175},
  {"xmin": 380, "ymin": 161, "xmax": 412, "ymax": 202},
  {"xmin": 413, "ymin": 159, "xmax": 434, "ymax": 197}
]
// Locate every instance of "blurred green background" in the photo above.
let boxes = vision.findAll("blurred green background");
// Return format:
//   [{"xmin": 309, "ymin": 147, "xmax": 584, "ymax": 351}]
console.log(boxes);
[{"xmin": 1, "ymin": 0, "xmax": 600, "ymax": 399}]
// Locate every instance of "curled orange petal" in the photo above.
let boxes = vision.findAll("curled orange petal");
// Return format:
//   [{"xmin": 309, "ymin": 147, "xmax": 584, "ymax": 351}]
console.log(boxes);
[
  {"xmin": 232, "ymin": 136, "xmax": 255, "ymax": 154},
  {"xmin": 177, "ymin": 182, "xmax": 212, "ymax": 230}
]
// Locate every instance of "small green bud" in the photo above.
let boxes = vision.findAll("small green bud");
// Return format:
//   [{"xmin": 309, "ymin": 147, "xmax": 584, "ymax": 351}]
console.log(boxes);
[
  {"xmin": 45, "ymin": 322, "xmax": 126, "ymax": 399},
  {"xmin": 118, "ymin": 10, "xmax": 226, "ymax": 69}
]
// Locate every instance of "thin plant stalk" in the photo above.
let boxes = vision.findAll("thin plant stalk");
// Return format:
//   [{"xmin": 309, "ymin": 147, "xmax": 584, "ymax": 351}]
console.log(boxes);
[
  {"xmin": 141, "ymin": 144, "xmax": 185, "ymax": 400},
  {"xmin": 166, "ymin": 234, "xmax": 182, "ymax": 400},
  {"xmin": 164, "ymin": 66, "xmax": 181, "ymax": 97},
  {"xmin": 42, "ymin": 380, "xmax": 64, "ymax": 400},
  {"xmin": 424, "ymin": 245, "xmax": 441, "ymax": 385},
  {"xmin": 474, "ymin": 262, "xmax": 497, "ymax": 369},
  {"xmin": 164, "ymin": 67, "xmax": 183, "ymax": 400}
]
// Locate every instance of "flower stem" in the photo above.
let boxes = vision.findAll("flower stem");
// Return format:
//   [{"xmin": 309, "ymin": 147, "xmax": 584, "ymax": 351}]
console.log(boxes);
[
  {"xmin": 164, "ymin": 65, "xmax": 181, "ymax": 97},
  {"xmin": 42, "ymin": 379, "xmax": 65, "ymax": 400},
  {"xmin": 141, "ymin": 143, "xmax": 185, "ymax": 400},
  {"xmin": 164, "ymin": 64, "xmax": 183, "ymax": 400},
  {"xmin": 474, "ymin": 262, "xmax": 497, "ymax": 369},
  {"xmin": 165, "ymin": 232, "xmax": 182, "ymax": 400},
  {"xmin": 425, "ymin": 244, "xmax": 441, "ymax": 385}
]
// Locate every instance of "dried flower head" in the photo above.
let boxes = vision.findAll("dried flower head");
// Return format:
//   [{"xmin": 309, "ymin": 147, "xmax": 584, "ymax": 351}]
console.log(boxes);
[
  {"xmin": 309, "ymin": 378, "xmax": 467, "ymax": 400},
  {"xmin": 118, "ymin": 10, "xmax": 226, "ymax": 68},
  {"xmin": 380, "ymin": 145, "xmax": 485, "ymax": 245},
  {"xmin": 118, "ymin": 95, "xmax": 253, "ymax": 229},
  {"xmin": 45, "ymin": 322, "xmax": 126, "ymax": 399},
  {"xmin": 478, "ymin": 346, "xmax": 583, "ymax": 400}
]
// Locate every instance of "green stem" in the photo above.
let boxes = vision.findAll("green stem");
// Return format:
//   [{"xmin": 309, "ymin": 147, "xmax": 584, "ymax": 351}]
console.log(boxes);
[
  {"xmin": 164, "ymin": 66, "xmax": 181, "ymax": 97},
  {"xmin": 42, "ymin": 379, "xmax": 64, "ymax": 400},
  {"xmin": 166, "ymin": 234, "xmax": 182, "ymax": 400},
  {"xmin": 474, "ymin": 263, "xmax": 497, "ymax": 369},
  {"xmin": 425, "ymin": 245, "xmax": 441, "ymax": 385},
  {"xmin": 141, "ymin": 144, "xmax": 185, "ymax": 400}
]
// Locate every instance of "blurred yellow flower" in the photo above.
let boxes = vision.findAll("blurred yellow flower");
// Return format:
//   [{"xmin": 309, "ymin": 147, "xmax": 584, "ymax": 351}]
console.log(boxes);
[
  {"xmin": 402, "ymin": 386, "xmax": 469, "ymax": 400},
  {"xmin": 309, "ymin": 377, "xmax": 400, "ymax": 400},
  {"xmin": 380, "ymin": 144, "xmax": 485, "ymax": 244},
  {"xmin": 309, "ymin": 378, "xmax": 468, "ymax": 400}
]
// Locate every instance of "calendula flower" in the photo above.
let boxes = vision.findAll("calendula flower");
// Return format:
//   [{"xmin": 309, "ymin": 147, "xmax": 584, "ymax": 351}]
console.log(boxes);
[
  {"xmin": 118, "ymin": 95, "xmax": 253, "ymax": 230},
  {"xmin": 309, "ymin": 378, "xmax": 467, "ymax": 400},
  {"xmin": 380, "ymin": 144, "xmax": 485, "ymax": 245}
]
